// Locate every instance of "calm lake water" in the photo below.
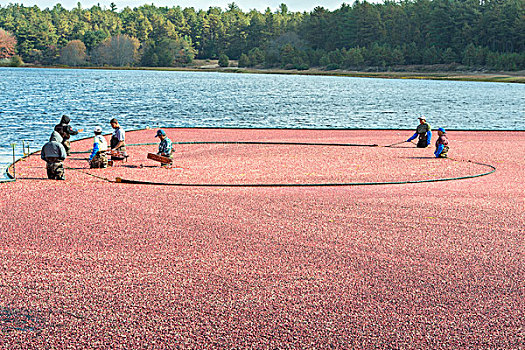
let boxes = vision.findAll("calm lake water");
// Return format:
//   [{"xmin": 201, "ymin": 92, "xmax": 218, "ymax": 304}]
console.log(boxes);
[{"xmin": 0, "ymin": 67, "xmax": 523, "ymax": 169}]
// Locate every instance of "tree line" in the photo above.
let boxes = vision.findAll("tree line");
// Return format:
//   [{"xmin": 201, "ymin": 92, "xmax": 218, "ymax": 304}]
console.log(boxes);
[{"xmin": 0, "ymin": 0, "xmax": 523, "ymax": 71}]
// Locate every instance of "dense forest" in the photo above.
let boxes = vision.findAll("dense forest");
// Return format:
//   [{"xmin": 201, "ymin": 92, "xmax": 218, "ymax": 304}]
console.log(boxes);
[{"xmin": 0, "ymin": 0, "xmax": 524, "ymax": 71}]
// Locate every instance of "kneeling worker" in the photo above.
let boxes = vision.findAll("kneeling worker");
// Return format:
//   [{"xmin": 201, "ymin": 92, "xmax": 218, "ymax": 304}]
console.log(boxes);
[
  {"xmin": 407, "ymin": 116, "xmax": 432, "ymax": 148},
  {"xmin": 434, "ymin": 127, "xmax": 449, "ymax": 158},
  {"xmin": 109, "ymin": 118, "xmax": 127, "ymax": 160},
  {"xmin": 41, "ymin": 130, "xmax": 67, "ymax": 180},
  {"xmin": 156, "ymin": 129, "xmax": 173, "ymax": 166},
  {"xmin": 88, "ymin": 126, "xmax": 108, "ymax": 168}
]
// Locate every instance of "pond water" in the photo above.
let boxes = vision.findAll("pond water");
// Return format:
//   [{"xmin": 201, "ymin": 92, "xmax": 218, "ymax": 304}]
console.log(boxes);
[{"xmin": 0, "ymin": 67, "xmax": 523, "ymax": 170}]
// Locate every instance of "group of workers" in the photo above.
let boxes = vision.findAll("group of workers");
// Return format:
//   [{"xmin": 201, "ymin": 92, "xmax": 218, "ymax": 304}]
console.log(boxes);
[
  {"xmin": 87, "ymin": 118, "xmax": 127, "ymax": 169},
  {"xmin": 406, "ymin": 116, "xmax": 449, "ymax": 158},
  {"xmin": 41, "ymin": 116, "xmax": 173, "ymax": 180},
  {"xmin": 41, "ymin": 115, "xmax": 447, "ymax": 181}
]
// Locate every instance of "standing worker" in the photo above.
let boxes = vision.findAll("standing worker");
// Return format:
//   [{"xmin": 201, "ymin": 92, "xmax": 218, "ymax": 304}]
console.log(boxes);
[
  {"xmin": 88, "ymin": 126, "xmax": 109, "ymax": 168},
  {"xmin": 109, "ymin": 118, "xmax": 127, "ymax": 160},
  {"xmin": 155, "ymin": 129, "xmax": 173, "ymax": 167},
  {"xmin": 434, "ymin": 127, "xmax": 449, "ymax": 158},
  {"xmin": 407, "ymin": 116, "xmax": 432, "ymax": 148},
  {"xmin": 54, "ymin": 115, "xmax": 79, "ymax": 156},
  {"xmin": 41, "ymin": 130, "xmax": 67, "ymax": 180}
]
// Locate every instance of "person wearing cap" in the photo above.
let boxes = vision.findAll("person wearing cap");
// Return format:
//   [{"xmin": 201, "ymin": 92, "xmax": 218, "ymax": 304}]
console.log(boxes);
[
  {"xmin": 88, "ymin": 126, "xmax": 109, "ymax": 168},
  {"xmin": 434, "ymin": 127, "xmax": 449, "ymax": 158},
  {"xmin": 407, "ymin": 116, "xmax": 432, "ymax": 148},
  {"xmin": 155, "ymin": 129, "xmax": 173, "ymax": 166},
  {"xmin": 54, "ymin": 115, "xmax": 79, "ymax": 156},
  {"xmin": 109, "ymin": 118, "xmax": 127, "ymax": 160}
]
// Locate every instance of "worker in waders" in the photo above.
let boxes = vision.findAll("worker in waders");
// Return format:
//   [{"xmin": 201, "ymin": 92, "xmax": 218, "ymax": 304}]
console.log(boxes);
[
  {"xmin": 434, "ymin": 127, "xmax": 449, "ymax": 158},
  {"xmin": 88, "ymin": 126, "xmax": 108, "ymax": 168},
  {"xmin": 41, "ymin": 130, "xmax": 67, "ymax": 180},
  {"xmin": 155, "ymin": 129, "xmax": 173, "ymax": 167},
  {"xmin": 407, "ymin": 116, "xmax": 432, "ymax": 148},
  {"xmin": 109, "ymin": 118, "xmax": 127, "ymax": 161},
  {"xmin": 54, "ymin": 115, "xmax": 79, "ymax": 156}
]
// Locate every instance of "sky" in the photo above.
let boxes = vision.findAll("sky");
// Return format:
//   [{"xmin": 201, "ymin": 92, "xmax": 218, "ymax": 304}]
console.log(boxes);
[{"xmin": 0, "ymin": 0, "xmax": 375, "ymax": 12}]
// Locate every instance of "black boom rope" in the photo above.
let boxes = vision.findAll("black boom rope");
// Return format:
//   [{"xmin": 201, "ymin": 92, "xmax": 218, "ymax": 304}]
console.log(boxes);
[
  {"xmin": 2, "ymin": 139, "xmax": 497, "ymax": 186},
  {"xmin": 106, "ymin": 141, "xmax": 496, "ymax": 187}
]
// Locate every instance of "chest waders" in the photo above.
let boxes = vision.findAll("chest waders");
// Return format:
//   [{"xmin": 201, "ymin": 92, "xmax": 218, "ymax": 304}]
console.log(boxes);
[
  {"xmin": 416, "ymin": 123, "xmax": 430, "ymax": 148},
  {"xmin": 110, "ymin": 135, "xmax": 127, "ymax": 160},
  {"xmin": 45, "ymin": 157, "xmax": 65, "ymax": 180}
]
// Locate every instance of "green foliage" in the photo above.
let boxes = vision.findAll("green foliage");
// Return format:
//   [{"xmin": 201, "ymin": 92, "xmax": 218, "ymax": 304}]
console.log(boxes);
[
  {"xmin": 325, "ymin": 63, "xmax": 340, "ymax": 70},
  {"xmin": 141, "ymin": 36, "xmax": 196, "ymax": 67},
  {"xmin": 247, "ymin": 47, "xmax": 264, "ymax": 66},
  {"xmin": 0, "ymin": 1, "xmax": 522, "ymax": 70},
  {"xmin": 342, "ymin": 47, "xmax": 364, "ymax": 68},
  {"xmin": 238, "ymin": 53, "xmax": 250, "ymax": 67},
  {"xmin": 218, "ymin": 53, "xmax": 229, "ymax": 67},
  {"xmin": 10, "ymin": 54, "xmax": 22, "ymax": 66}
]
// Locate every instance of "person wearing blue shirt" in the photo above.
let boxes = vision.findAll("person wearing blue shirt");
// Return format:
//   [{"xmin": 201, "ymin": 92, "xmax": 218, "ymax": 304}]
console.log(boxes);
[
  {"xmin": 434, "ymin": 128, "xmax": 449, "ymax": 158},
  {"xmin": 155, "ymin": 129, "xmax": 173, "ymax": 167},
  {"xmin": 407, "ymin": 116, "xmax": 432, "ymax": 148},
  {"xmin": 88, "ymin": 126, "xmax": 108, "ymax": 168}
]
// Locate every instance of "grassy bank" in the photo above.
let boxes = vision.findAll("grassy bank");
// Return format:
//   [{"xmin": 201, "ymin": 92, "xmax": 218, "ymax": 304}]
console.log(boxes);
[{"xmin": 8, "ymin": 61, "xmax": 525, "ymax": 83}]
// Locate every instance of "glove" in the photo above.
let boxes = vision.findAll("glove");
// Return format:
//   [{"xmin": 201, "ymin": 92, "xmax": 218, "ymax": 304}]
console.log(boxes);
[
  {"xmin": 407, "ymin": 132, "xmax": 418, "ymax": 142},
  {"xmin": 435, "ymin": 144, "xmax": 444, "ymax": 157}
]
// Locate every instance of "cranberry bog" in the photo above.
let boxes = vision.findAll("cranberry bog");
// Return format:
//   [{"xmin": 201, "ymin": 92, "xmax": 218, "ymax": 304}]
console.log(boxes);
[{"xmin": 1, "ymin": 129, "xmax": 523, "ymax": 348}]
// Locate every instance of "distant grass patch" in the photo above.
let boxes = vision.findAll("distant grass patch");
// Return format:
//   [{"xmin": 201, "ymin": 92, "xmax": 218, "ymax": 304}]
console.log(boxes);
[{"xmin": 17, "ymin": 64, "xmax": 525, "ymax": 83}]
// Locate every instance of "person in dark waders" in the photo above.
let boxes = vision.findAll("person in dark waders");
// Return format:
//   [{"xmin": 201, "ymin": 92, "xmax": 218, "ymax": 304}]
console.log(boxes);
[
  {"xmin": 54, "ymin": 115, "xmax": 79, "ymax": 156},
  {"xmin": 406, "ymin": 116, "xmax": 432, "ymax": 148},
  {"xmin": 109, "ymin": 118, "xmax": 127, "ymax": 161},
  {"xmin": 434, "ymin": 127, "xmax": 449, "ymax": 158},
  {"xmin": 41, "ymin": 130, "xmax": 67, "ymax": 180},
  {"xmin": 88, "ymin": 126, "xmax": 108, "ymax": 168}
]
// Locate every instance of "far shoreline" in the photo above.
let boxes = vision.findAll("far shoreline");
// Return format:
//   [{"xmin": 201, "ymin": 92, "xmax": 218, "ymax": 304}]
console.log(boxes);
[{"xmin": 9, "ymin": 63, "xmax": 525, "ymax": 84}]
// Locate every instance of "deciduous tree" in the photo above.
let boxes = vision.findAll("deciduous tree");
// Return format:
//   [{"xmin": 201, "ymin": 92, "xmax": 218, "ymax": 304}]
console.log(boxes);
[
  {"xmin": 92, "ymin": 34, "xmax": 140, "ymax": 66},
  {"xmin": 0, "ymin": 28, "xmax": 16, "ymax": 59},
  {"xmin": 59, "ymin": 40, "xmax": 86, "ymax": 66}
]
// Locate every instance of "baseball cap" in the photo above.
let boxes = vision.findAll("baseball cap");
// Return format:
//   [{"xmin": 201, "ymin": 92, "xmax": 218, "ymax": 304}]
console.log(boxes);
[
  {"xmin": 437, "ymin": 127, "xmax": 446, "ymax": 133},
  {"xmin": 418, "ymin": 116, "xmax": 426, "ymax": 120},
  {"xmin": 155, "ymin": 129, "xmax": 166, "ymax": 137},
  {"xmin": 94, "ymin": 126, "xmax": 102, "ymax": 133}
]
